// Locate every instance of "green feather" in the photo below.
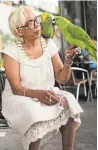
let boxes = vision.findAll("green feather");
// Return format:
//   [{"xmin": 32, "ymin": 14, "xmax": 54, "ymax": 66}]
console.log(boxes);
[{"xmin": 40, "ymin": 13, "xmax": 55, "ymax": 39}]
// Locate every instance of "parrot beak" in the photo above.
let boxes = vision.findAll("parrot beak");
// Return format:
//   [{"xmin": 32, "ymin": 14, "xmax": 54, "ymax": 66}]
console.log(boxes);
[{"xmin": 52, "ymin": 19, "xmax": 56, "ymax": 25}]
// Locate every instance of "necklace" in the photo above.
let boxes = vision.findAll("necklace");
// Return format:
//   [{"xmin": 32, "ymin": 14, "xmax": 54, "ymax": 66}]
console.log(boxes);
[{"xmin": 16, "ymin": 36, "xmax": 47, "ymax": 59}]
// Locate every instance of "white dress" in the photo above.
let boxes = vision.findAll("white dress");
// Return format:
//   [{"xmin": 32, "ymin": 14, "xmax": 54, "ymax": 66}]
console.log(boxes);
[{"xmin": 1, "ymin": 38, "xmax": 83, "ymax": 150}]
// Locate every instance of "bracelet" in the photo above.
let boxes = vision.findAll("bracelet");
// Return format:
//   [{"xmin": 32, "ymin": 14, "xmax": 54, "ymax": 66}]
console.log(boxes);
[
  {"xmin": 64, "ymin": 60, "xmax": 73, "ymax": 66},
  {"xmin": 24, "ymin": 88, "xmax": 27, "ymax": 96}
]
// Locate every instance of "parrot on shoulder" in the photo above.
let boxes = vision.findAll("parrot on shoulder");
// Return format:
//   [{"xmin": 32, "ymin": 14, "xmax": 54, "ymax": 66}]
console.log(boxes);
[
  {"xmin": 40, "ymin": 12, "xmax": 55, "ymax": 39},
  {"xmin": 52, "ymin": 16, "xmax": 97, "ymax": 62}
]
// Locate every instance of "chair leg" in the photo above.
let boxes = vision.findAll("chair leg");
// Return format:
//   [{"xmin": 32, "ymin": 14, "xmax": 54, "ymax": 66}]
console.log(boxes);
[
  {"xmin": 87, "ymin": 80, "xmax": 93, "ymax": 102},
  {"xmin": 83, "ymin": 83, "xmax": 87, "ymax": 97},
  {"xmin": 94, "ymin": 82, "xmax": 97, "ymax": 97},
  {"xmin": 87, "ymin": 90, "xmax": 90, "ymax": 102},
  {"xmin": 90, "ymin": 84, "xmax": 93, "ymax": 102},
  {"xmin": 76, "ymin": 84, "xmax": 80, "ymax": 101}
]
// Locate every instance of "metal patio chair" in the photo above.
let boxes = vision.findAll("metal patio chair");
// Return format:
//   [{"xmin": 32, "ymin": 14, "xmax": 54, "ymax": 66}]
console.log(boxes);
[
  {"xmin": 59, "ymin": 67, "xmax": 90, "ymax": 101},
  {"xmin": 87, "ymin": 69, "xmax": 97, "ymax": 102}
]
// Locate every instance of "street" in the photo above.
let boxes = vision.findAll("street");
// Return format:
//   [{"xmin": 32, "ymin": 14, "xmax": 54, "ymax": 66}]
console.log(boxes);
[{"xmin": 0, "ymin": 100, "xmax": 97, "ymax": 150}]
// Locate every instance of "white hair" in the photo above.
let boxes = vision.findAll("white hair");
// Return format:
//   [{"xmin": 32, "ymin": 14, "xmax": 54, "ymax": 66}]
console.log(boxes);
[{"xmin": 9, "ymin": 5, "xmax": 37, "ymax": 41}]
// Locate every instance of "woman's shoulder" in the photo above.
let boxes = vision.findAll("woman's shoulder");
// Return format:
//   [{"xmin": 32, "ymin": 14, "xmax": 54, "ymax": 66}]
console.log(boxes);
[
  {"xmin": 1, "ymin": 42, "xmax": 19, "ymax": 62},
  {"xmin": 2, "ymin": 42, "xmax": 17, "ymax": 52},
  {"xmin": 42, "ymin": 37, "xmax": 57, "ymax": 46},
  {"xmin": 45, "ymin": 38, "xmax": 59, "ymax": 57}
]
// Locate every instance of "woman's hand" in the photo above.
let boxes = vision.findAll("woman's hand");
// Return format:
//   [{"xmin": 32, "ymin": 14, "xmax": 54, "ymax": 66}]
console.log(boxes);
[
  {"xmin": 34, "ymin": 90, "xmax": 60, "ymax": 105},
  {"xmin": 65, "ymin": 45, "xmax": 80, "ymax": 65}
]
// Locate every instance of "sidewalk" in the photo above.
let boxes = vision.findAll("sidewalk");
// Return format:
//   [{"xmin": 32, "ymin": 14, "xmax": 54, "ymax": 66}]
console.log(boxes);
[{"xmin": 0, "ymin": 100, "xmax": 97, "ymax": 150}]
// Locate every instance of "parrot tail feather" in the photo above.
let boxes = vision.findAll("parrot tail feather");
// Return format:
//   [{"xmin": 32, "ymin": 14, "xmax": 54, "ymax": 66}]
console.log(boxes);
[
  {"xmin": 89, "ymin": 47, "xmax": 97, "ymax": 62},
  {"xmin": 90, "ymin": 46, "xmax": 97, "ymax": 51}
]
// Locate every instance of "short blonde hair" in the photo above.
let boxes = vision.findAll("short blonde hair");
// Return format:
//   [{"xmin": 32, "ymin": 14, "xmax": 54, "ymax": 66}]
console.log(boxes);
[{"xmin": 9, "ymin": 5, "xmax": 36, "ymax": 40}]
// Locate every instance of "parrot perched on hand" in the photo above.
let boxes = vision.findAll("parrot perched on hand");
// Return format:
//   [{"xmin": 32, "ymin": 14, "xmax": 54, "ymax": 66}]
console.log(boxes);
[
  {"xmin": 52, "ymin": 16, "xmax": 97, "ymax": 62},
  {"xmin": 40, "ymin": 12, "xmax": 55, "ymax": 39}
]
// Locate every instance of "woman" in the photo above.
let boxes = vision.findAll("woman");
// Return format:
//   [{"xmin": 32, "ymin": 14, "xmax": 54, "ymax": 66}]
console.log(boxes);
[{"xmin": 1, "ymin": 5, "xmax": 83, "ymax": 150}]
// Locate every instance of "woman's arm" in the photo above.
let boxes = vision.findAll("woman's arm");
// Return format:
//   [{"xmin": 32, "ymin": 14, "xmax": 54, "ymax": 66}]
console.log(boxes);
[
  {"xmin": 3, "ymin": 54, "xmax": 31, "ymax": 96},
  {"xmin": 52, "ymin": 45, "xmax": 76, "ymax": 84},
  {"xmin": 3, "ymin": 54, "xmax": 59, "ymax": 105},
  {"xmin": 52, "ymin": 53, "xmax": 71, "ymax": 84}
]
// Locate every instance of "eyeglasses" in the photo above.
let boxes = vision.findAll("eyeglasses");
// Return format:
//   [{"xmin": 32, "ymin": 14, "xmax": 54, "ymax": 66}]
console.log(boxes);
[{"xmin": 17, "ymin": 15, "xmax": 42, "ymax": 29}]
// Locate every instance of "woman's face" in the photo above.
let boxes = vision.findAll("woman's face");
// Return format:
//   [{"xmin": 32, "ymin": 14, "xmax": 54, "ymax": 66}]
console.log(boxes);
[{"xmin": 18, "ymin": 8, "xmax": 41, "ymax": 39}]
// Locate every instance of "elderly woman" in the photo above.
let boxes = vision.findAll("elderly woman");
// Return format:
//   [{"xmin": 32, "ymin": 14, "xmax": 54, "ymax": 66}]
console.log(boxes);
[{"xmin": 1, "ymin": 5, "xmax": 83, "ymax": 150}]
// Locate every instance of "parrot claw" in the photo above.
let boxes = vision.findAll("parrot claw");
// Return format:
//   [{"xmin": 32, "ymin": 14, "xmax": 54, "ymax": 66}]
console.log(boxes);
[
  {"xmin": 72, "ymin": 47, "xmax": 81, "ymax": 60},
  {"xmin": 74, "ymin": 47, "xmax": 81, "ymax": 54}
]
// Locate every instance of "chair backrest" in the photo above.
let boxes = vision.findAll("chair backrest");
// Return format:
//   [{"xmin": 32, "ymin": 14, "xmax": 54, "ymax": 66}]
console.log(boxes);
[
  {"xmin": 66, "ymin": 67, "xmax": 88, "ymax": 86},
  {"xmin": 90, "ymin": 69, "xmax": 97, "ymax": 81}
]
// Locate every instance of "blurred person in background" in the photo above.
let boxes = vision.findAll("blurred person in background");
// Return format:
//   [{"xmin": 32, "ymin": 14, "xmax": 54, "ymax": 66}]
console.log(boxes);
[{"xmin": 1, "ymin": 5, "xmax": 83, "ymax": 150}]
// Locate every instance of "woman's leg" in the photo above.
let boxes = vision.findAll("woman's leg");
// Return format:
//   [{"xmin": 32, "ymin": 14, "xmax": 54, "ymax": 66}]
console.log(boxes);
[
  {"xmin": 59, "ymin": 118, "xmax": 77, "ymax": 150},
  {"xmin": 29, "ymin": 139, "xmax": 41, "ymax": 150}
]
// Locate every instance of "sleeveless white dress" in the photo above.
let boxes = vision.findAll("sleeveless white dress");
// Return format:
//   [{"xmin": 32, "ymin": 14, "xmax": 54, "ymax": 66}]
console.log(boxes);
[{"xmin": 1, "ymin": 38, "xmax": 83, "ymax": 150}]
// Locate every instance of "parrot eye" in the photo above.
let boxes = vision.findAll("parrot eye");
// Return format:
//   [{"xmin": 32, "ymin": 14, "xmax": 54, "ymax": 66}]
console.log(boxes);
[{"xmin": 52, "ymin": 19, "xmax": 56, "ymax": 25}]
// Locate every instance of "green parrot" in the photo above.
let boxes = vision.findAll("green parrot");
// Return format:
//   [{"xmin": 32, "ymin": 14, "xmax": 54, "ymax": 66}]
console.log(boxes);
[
  {"xmin": 40, "ymin": 12, "xmax": 55, "ymax": 39},
  {"xmin": 52, "ymin": 16, "xmax": 97, "ymax": 62}
]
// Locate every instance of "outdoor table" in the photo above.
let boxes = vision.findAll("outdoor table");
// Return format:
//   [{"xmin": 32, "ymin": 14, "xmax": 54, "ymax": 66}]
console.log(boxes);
[
  {"xmin": 72, "ymin": 60, "xmax": 94, "ymax": 65},
  {"xmin": 72, "ymin": 60, "xmax": 94, "ymax": 71}
]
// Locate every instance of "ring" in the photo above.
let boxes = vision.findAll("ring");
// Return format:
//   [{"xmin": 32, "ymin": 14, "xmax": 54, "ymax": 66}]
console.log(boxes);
[
  {"xmin": 49, "ymin": 95, "xmax": 52, "ymax": 102},
  {"xmin": 49, "ymin": 99, "xmax": 52, "ymax": 102}
]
